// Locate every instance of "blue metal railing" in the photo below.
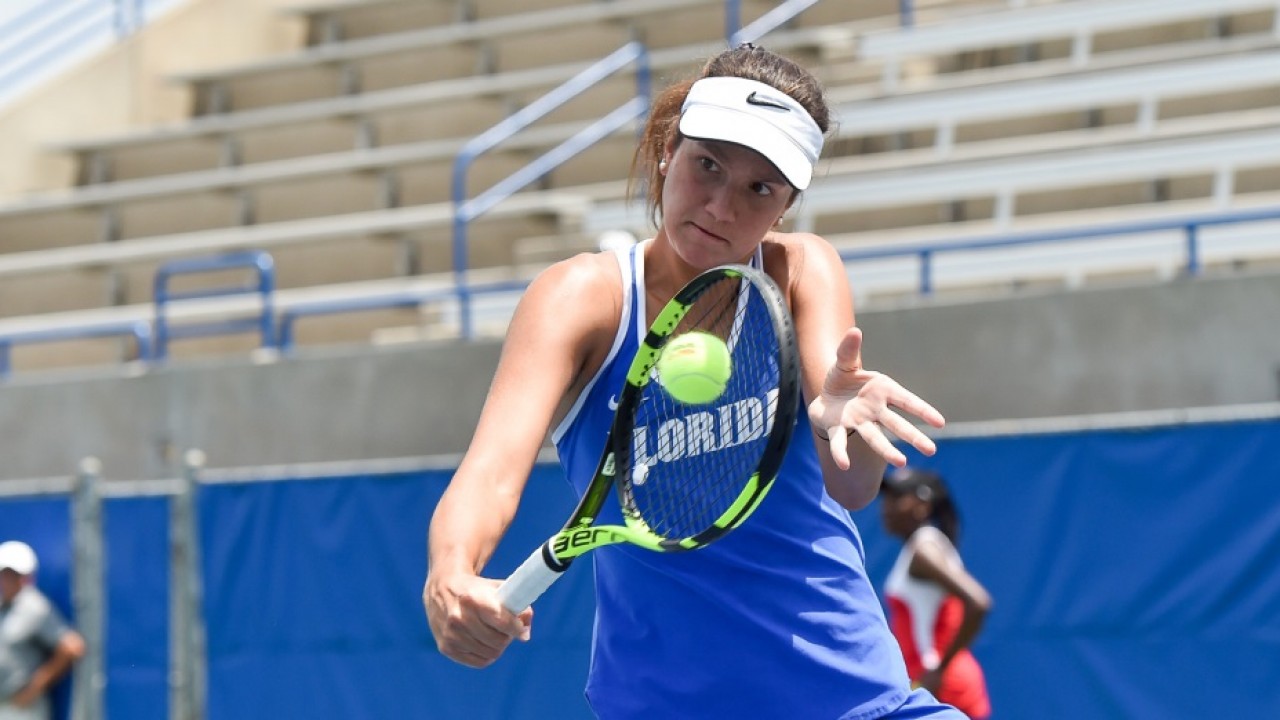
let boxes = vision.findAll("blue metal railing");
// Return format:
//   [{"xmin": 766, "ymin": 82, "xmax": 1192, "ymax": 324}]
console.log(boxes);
[
  {"xmin": 255, "ymin": 200, "xmax": 1280, "ymax": 367},
  {"xmin": 275, "ymin": 279, "xmax": 530, "ymax": 352},
  {"xmin": 836, "ymin": 205, "xmax": 1280, "ymax": 295},
  {"xmin": 153, "ymin": 251, "xmax": 275, "ymax": 360},
  {"xmin": 727, "ymin": 0, "xmax": 822, "ymax": 46},
  {"xmin": 727, "ymin": 0, "xmax": 917, "ymax": 38},
  {"xmin": 0, "ymin": 319, "xmax": 151, "ymax": 378},
  {"xmin": 2, "ymin": 202, "xmax": 1278, "ymax": 379},
  {"xmin": 725, "ymin": 0, "xmax": 741, "ymax": 41},
  {"xmin": 0, "ymin": 0, "xmax": 175, "ymax": 107},
  {"xmin": 899, "ymin": 0, "xmax": 916, "ymax": 28},
  {"xmin": 451, "ymin": 40, "xmax": 650, "ymax": 339}
]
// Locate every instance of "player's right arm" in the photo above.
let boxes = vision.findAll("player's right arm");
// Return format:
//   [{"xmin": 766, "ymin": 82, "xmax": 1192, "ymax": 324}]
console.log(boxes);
[{"xmin": 424, "ymin": 252, "xmax": 620, "ymax": 668}]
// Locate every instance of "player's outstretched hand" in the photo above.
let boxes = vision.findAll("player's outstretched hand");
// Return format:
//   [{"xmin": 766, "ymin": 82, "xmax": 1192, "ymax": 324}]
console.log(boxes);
[
  {"xmin": 807, "ymin": 327, "xmax": 945, "ymax": 470},
  {"xmin": 424, "ymin": 572, "xmax": 532, "ymax": 668}
]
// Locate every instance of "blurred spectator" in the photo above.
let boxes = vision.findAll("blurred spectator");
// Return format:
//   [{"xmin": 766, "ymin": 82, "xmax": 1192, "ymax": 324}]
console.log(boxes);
[
  {"xmin": 0, "ymin": 541, "xmax": 84, "ymax": 720},
  {"xmin": 881, "ymin": 468, "xmax": 993, "ymax": 720}
]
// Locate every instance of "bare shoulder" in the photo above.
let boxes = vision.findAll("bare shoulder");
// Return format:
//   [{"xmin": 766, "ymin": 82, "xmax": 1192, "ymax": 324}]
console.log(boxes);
[
  {"xmin": 760, "ymin": 231, "xmax": 844, "ymax": 293},
  {"xmin": 517, "ymin": 250, "xmax": 625, "ymax": 336},
  {"xmin": 531, "ymin": 250, "xmax": 622, "ymax": 303},
  {"xmin": 507, "ymin": 250, "xmax": 627, "ymax": 398}
]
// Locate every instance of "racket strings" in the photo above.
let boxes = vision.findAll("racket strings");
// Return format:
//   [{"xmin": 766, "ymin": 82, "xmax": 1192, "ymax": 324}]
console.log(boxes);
[
  {"xmin": 634, "ymin": 279, "xmax": 746, "ymax": 532},
  {"xmin": 637, "ymin": 276, "xmax": 749, "ymax": 532},
  {"xmin": 679, "ymin": 280, "xmax": 740, "ymax": 345},
  {"xmin": 623, "ymin": 279, "xmax": 783, "ymax": 540}
]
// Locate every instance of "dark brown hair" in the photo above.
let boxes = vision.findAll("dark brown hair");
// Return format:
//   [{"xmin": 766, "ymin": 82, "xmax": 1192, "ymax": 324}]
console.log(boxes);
[{"xmin": 629, "ymin": 44, "xmax": 831, "ymax": 227}]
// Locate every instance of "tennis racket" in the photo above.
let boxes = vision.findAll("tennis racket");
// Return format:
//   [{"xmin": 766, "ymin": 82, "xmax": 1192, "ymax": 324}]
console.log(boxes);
[{"xmin": 495, "ymin": 263, "xmax": 800, "ymax": 614}]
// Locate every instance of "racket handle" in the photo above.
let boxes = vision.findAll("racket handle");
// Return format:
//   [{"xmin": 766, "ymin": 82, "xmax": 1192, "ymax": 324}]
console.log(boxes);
[{"xmin": 495, "ymin": 540, "xmax": 568, "ymax": 614}]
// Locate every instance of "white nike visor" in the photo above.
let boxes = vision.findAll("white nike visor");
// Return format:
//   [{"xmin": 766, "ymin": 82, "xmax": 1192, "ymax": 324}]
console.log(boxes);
[{"xmin": 678, "ymin": 76, "xmax": 824, "ymax": 190}]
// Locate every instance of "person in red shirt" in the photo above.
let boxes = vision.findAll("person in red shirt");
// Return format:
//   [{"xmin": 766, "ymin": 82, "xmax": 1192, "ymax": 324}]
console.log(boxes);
[{"xmin": 881, "ymin": 467, "xmax": 993, "ymax": 719}]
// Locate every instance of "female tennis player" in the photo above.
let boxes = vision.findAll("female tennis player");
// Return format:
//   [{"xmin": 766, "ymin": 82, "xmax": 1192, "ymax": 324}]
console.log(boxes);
[
  {"xmin": 425, "ymin": 44, "xmax": 962, "ymax": 719},
  {"xmin": 881, "ymin": 467, "xmax": 993, "ymax": 719}
]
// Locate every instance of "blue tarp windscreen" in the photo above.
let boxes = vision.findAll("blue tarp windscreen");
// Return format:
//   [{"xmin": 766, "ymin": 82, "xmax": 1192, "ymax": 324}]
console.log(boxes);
[{"xmin": 4, "ymin": 416, "xmax": 1278, "ymax": 718}]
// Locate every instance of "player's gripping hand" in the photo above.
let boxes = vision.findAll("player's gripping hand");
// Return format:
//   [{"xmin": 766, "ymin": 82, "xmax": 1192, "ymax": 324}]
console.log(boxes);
[
  {"xmin": 424, "ymin": 571, "xmax": 532, "ymax": 668},
  {"xmin": 808, "ymin": 327, "xmax": 945, "ymax": 470}
]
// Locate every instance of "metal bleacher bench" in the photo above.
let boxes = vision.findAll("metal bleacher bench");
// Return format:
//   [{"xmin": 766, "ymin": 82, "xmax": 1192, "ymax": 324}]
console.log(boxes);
[
  {"xmin": 13, "ymin": 93, "xmax": 1280, "ymax": 286},
  {"xmin": 859, "ymin": 0, "xmax": 1280, "ymax": 91},
  {"xmin": 9, "ymin": 37, "xmax": 1278, "ymax": 244},
  {"xmin": 17, "ymin": 40, "xmax": 1280, "ymax": 224},
  {"xmin": 800, "ymin": 119, "xmax": 1280, "ymax": 224},
  {"xmin": 172, "ymin": 0, "xmax": 722, "ymax": 96},
  {"xmin": 47, "ymin": 22, "xmax": 859, "ymax": 165},
  {"xmin": 829, "ymin": 45, "xmax": 1280, "ymax": 155},
  {"xmin": 587, "ymin": 114, "xmax": 1280, "ymax": 235},
  {"xmin": 0, "ymin": 190, "xmax": 592, "ymax": 281},
  {"xmin": 1, "ymin": 117, "xmax": 637, "ymax": 223}
]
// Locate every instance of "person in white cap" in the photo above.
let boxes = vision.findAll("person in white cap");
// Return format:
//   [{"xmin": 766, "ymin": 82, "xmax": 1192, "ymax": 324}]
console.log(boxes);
[
  {"xmin": 0, "ymin": 541, "xmax": 85, "ymax": 720},
  {"xmin": 426, "ymin": 44, "xmax": 957, "ymax": 718}
]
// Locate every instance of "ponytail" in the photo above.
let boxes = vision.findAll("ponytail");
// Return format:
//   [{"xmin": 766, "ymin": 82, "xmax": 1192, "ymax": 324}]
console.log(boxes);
[
  {"xmin": 930, "ymin": 495, "xmax": 961, "ymax": 546},
  {"xmin": 628, "ymin": 78, "xmax": 694, "ymax": 228}
]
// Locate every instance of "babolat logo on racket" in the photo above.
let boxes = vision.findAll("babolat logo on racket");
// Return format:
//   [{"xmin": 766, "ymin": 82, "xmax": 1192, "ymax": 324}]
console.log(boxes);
[
  {"xmin": 633, "ymin": 389, "xmax": 780, "ymax": 466},
  {"xmin": 553, "ymin": 527, "xmax": 626, "ymax": 555}
]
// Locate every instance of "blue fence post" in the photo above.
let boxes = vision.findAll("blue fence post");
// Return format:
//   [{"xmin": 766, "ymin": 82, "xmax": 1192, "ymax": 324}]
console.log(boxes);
[
  {"xmin": 725, "ymin": 0, "xmax": 741, "ymax": 44},
  {"xmin": 131, "ymin": 320, "xmax": 154, "ymax": 363},
  {"xmin": 919, "ymin": 249, "xmax": 933, "ymax": 296},
  {"xmin": 278, "ymin": 311, "xmax": 298, "ymax": 353},
  {"xmin": 450, "ymin": 206, "xmax": 472, "ymax": 340},
  {"xmin": 1184, "ymin": 223, "xmax": 1201, "ymax": 277},
  {"xmin": 254, "ymin": 251, "xmax": 275, "ymax": 350}
]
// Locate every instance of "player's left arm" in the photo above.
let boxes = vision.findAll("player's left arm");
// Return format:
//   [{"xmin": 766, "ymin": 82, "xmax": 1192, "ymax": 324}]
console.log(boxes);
[{"xmin": 783, "ymin": 233, "xmax": 944, "ymax": 509}]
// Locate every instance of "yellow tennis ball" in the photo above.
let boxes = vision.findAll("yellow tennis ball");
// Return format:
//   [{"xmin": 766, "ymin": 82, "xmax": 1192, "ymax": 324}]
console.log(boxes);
[{"xmin": 657, "ymin": 331, "xmax": 732, "ymax": 405}]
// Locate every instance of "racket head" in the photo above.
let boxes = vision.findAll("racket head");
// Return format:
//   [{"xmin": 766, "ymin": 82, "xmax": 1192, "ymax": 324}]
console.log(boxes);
[
  {"xmin": 498, "ymin": 265, "xmax": 799, "ymax": 612},
  {"xmin": 607, "ymin": 263, "xmax": 800, "ymax": 551}
]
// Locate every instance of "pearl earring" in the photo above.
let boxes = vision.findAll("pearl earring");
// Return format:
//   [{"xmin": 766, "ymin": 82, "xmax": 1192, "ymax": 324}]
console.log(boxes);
[{"xmin": 659, "ymin": 160, "xmax": 668, "ymax": 172}]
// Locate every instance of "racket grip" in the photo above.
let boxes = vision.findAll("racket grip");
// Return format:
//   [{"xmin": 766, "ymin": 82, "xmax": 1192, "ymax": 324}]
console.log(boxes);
[{"xmin": 495, "ymin": 540, "xmax": 568, "ymax": 614}]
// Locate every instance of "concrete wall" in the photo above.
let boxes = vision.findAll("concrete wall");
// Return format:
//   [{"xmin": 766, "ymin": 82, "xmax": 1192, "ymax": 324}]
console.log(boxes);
[
  {"xmin": 0, "ymin": 340, "xmax": 503, "ymax": 481},
  {"xmin": 0, "ymin": 270, "xmax": 1275, "ymax": 481},
  {"xmin": 856, "ymin": 269, "xmax": 1277, "ymax": 423}
]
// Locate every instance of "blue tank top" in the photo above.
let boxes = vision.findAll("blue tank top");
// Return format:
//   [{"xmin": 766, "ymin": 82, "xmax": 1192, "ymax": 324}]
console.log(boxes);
[{"xmin": 552, "ymin": 242, "xmax": 913, "ymax": 719}]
